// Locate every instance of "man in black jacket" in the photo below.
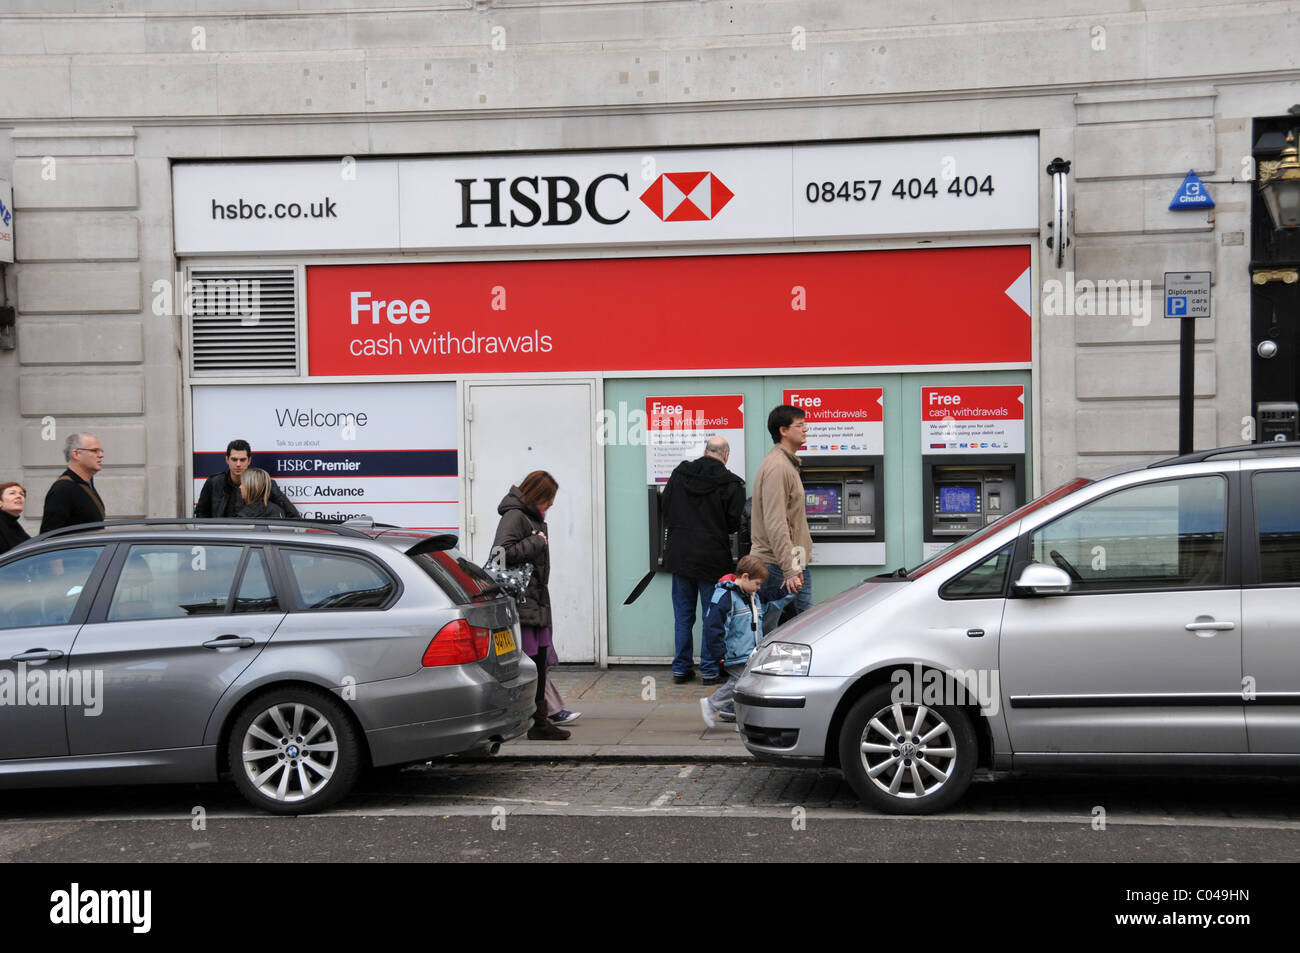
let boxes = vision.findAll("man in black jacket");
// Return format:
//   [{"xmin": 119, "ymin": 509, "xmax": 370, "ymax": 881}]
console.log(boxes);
[
  {"xmin": 194, "ymin": 440, "xmax": 300, "ymax": 519},
  {"xmin": 40, "ymin": 433, "xmax": 107, "ymax": 534},
  {"xmin": 661, "ymin": 437, "xmax": 744, "ymax": 684}
]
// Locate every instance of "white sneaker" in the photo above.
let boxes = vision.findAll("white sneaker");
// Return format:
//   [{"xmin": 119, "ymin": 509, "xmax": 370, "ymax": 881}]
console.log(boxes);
[{"xmin": 699, "ymin": 697, "xmax": 716, "ymax": 729}]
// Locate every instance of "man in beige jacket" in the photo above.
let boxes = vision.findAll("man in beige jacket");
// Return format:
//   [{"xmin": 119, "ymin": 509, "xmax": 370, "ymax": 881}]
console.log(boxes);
[{"xmin": 749, "ymin": 404, "xmax": 814, "ymax": 632}]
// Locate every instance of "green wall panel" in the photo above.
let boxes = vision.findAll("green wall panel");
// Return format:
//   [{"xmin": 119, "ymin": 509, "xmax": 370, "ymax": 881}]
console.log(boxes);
[{"xmin": 603, "ymin": 370, "xmax": 1031, "ymax": 659}]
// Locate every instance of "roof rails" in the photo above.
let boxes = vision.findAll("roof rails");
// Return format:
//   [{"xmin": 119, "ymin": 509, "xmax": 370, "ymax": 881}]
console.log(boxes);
[
  {"xmin": 32, "ymin": 518, "xmax": 374, "ymax": 544},
  {"xmin": 1148, "ymin": 441, "xmax": 1300, "ymax": 468}
]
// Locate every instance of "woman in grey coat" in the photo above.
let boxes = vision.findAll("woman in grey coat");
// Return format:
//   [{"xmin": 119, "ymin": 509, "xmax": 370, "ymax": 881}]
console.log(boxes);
[{"xmin": 491, "ymin": 470, "xmax": 569, "ymax": 740}]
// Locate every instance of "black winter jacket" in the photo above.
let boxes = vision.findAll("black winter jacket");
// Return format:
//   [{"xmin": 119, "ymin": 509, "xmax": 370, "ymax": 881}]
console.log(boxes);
[
  {"xmin": 660, "ymin": 455, "xmax": 745, "ymax": 580},
  {"xmin": 490, "ymin": 487, "xmax": 552, "ymax": 628},
  {"xmin": 195, "ymin": 471, "xmax": 300, "ymax": 520},
  {"xmin": 0, "ymin": 512, "xmax": 30, "ymax": 556}
]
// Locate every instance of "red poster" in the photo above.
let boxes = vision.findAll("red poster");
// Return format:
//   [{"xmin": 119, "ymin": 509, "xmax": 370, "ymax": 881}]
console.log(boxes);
[{"xmin": 305, "ymin": 246, "xmax": 1031, "ymax": 376}]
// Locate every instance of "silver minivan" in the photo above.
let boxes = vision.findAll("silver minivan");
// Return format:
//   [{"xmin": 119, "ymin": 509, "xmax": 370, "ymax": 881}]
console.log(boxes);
[{"xmin": 735, "ymin": 444, "xmax": 1300, "ymax": 813}]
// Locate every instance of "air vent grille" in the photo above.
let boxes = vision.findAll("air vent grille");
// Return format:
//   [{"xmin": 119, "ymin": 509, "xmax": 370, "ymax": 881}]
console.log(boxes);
[{"xmin": 188, "ymin": 267, "xmax": 298, "ymax": 375}]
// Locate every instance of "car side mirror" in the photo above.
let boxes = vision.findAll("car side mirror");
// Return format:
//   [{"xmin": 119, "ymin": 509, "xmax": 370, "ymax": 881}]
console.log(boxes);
[{"xmin": 1014, "ymin": 563, "xmax": 1072, "ymax": 596}]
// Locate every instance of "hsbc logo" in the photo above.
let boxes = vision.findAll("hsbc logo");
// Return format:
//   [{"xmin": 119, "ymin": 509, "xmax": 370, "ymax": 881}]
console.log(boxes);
[
  {"xmin": 453, "ymin": 169, "xmax": 735, "ymax": 229},
  {"xmin": 640, "ymin": 172, "xmax": 734, "ymax": 221}
]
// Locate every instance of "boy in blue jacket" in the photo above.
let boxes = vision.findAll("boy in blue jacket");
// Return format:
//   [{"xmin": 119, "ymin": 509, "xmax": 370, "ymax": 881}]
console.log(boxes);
[{"xmin": 700, "ymin": 555, "xmax": 795, "ymax": 728}]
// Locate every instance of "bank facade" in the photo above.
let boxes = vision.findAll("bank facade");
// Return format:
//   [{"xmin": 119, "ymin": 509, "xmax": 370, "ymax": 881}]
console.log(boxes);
[{"xmin": 1, "ymin": 2, "xmax": 1297, "ymax": 663}]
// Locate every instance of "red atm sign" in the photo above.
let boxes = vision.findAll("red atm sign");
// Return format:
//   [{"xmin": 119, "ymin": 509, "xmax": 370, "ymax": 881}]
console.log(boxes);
[{"xmin": 305, "ymin": 245, "xmax": 1031, "ymax": 376}]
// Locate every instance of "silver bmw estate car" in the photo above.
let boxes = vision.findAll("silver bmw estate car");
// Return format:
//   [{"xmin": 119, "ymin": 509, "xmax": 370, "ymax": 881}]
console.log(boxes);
[
  {"xmin": 0, "ymin": 519, "xmax": 536, "ymax": 814},
  {"xmin": 735, "ymin": 443, "xmax": 1300, "ymax": 814}
]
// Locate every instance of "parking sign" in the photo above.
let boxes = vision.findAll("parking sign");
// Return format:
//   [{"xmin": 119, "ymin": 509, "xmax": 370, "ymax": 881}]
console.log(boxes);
[{"xmin": 1164, "ymin": 272, "xmax": 1211, "ymax": 319}]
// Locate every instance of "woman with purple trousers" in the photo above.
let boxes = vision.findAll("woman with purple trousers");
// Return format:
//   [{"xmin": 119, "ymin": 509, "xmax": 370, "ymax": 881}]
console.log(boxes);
[{"xmin": 491, "ymin": 470, "xmax": 569, "ymax": 741}]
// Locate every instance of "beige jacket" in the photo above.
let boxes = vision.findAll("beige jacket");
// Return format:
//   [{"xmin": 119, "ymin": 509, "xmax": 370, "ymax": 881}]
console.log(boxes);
[{"xmin": 749, "ymin": 444, "xmax": 813, "ymax": 575}]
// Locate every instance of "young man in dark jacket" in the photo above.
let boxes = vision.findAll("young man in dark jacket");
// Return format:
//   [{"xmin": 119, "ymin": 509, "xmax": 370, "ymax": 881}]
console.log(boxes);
[
  {"xmin": 660, "ymin": 437, "xmax": 745, "ymax": 684},
  {"xmin": 194, "ymin": 440, "xmax": 300, "ymax": 519}
]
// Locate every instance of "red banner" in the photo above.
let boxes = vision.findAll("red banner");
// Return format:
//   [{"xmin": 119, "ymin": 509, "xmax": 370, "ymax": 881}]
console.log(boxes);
[
  {"xmin": 921, "ymin": 385, "xmax": 1025, "ymax": 421},
  {"xmin": 783, "ymin": 387, "xmax": 884, "ymax": 422},
  {"xmin": 305, "ymin": 246, "xmax": 1031, "ymax": 376}
]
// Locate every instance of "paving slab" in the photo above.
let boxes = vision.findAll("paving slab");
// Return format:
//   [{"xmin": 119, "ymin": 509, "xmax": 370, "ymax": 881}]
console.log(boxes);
[{"xmin": 498, "ymin": 665, "xmax": 751, "ymax": 761}]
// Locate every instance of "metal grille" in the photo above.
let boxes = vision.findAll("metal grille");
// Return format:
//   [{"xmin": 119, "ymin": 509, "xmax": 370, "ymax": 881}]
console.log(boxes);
[{"xmin": 188, "ymin": 267, "xmax": 298, "ymax": 375}]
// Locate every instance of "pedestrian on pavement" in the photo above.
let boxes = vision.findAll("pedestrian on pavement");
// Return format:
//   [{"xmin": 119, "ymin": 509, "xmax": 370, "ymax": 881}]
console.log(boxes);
[
  {"xmin": 661, "ymin": 436, "xmax": 745, "ymax": 685},
  {"xmin": 492, "ymin": 470, "xmax": 570, "ymax": 740},
  {"xmin": 40, "ymin": 433, "xmax": 107, "ymax": 534},
  {"xmin": 544, "ymin": 666, "xmax": 581, "ymax": 725},
  {"xmin": 749, "ymin": 405, "xmax": 814, "ymax": 632},
  {"xmin": 194, "ymin": 439, "xmax": 300, "ymax": 519},
  {"xmin": 236, "ymin": 468, "xmax": 286, "ymax": 519},
  {"xmin": 0, "ymin": 482, "xmax": 30, "ymax": 555},
  {"xmin": 699, "ymin": 555, "xmax": 794, "ymax": 728}
]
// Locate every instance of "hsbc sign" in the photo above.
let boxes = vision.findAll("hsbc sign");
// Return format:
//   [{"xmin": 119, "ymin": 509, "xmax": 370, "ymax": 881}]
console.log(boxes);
[
  {"xmin": 451, "ymin": 169, "xmax": 736, "ymax": 230},
  {"xmin": 174, "ymin": 136, "xmax": 1036, "ymax": 255}
]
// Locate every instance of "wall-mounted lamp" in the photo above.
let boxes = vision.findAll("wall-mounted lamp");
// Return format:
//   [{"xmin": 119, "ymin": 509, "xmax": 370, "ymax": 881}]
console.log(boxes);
[
  {"xmin": 1045, "ymin": 157, "xmax": 1071, "ymax": 268},
  {"xmin": 1258, "ymin": 121, "xmax": 1300, "ymax": 230}
]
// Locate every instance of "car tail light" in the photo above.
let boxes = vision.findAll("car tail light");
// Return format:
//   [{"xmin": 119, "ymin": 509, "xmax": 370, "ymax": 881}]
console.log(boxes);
[{"xmin": 422, "ymin": 619, "xmax": 492, "ymax": 666}]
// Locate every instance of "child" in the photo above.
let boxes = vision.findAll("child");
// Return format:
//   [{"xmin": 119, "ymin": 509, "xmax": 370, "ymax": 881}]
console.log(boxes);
[{"xmin": 700, "ymin": 555, "xmax": 794, "ymax": 728}]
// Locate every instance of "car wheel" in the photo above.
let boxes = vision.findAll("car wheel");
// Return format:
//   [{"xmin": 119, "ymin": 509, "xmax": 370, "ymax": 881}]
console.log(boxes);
[
  {"xmin": 837, "ymin": 683, "xmax": 976, "ymax": 815},
  {"xmin": 227, "ymin": 687, "xmax": 361, "ymax": 815}
]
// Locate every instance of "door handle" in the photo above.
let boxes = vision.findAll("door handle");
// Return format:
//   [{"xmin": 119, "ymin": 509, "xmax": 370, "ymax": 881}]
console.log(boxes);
[
  {"xmin": 1184, "ymin": 618, "xmax": 1235, "ymax": 636},
  {"xmin": 202, "ymin": 636, "xmax": 256, "ymax": 650},
  {"xmin": 10, "ymin": 649, "xmax": 63, "ymax": 662}
]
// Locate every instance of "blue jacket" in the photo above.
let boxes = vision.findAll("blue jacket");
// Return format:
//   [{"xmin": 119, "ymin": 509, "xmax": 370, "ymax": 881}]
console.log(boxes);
[{"xmin": 702, "ymin": 578, "xmax": 795, "ymax": 669}]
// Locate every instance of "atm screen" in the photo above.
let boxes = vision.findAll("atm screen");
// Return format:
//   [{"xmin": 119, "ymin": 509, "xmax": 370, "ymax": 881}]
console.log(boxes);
[
  {"xmin": 938, "ymin": 485, "xmax": 979, "ymax": 514},
  {"xmin": 805, "ymin": 485, "xmax": 840, "ymax": 516}
]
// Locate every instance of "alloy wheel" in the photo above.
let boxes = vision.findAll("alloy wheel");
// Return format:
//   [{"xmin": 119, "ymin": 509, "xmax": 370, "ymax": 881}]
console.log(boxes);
[
  {"xmin": 857, "ymin": 701, "xmax": 958, "ymax": 799},
  {"xmin": 239, "ymin": 701, "xmax": 340, "ymax": 803}
]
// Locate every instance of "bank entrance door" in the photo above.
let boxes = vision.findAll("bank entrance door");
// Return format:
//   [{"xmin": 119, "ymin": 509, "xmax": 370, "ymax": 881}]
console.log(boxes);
[{"xmin": 464, "ymin": 381, "xmax": 601, "ymax": 663}]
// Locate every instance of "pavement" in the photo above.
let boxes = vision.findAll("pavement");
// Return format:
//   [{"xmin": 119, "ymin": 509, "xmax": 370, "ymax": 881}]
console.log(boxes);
[{"xmin": 495, "ymin": 665, "xmax": 751, "ymax": 761}]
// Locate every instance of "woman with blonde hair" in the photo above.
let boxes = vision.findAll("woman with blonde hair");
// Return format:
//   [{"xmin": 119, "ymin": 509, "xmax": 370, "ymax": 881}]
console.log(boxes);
[{"xmin": 237, "ymin": 468, "xmax": 285, "ymax": 519}]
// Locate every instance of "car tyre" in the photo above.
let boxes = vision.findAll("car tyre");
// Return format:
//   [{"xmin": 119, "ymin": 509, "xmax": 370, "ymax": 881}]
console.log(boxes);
[
  {"xmin": 227, "ymin": 687, "xmax": 361, "ymax": 816},
  {"xmin": 837, "ymin": 682, "xmax": 976, "ymax": 815}
]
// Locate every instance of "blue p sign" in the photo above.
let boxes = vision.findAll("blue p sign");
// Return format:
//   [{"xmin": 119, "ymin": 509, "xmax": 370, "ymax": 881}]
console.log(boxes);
[{"xmin": 1168, "ymin": 296, "xmax": 1188, "ymax": 317}]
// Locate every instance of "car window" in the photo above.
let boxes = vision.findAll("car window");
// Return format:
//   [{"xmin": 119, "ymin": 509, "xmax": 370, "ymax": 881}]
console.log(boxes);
[
  {"xmin": 1028, "ymin": 475, "xmax": 1227, "ymax": 592},
  {"xmin": 107, "ymin": 544, "xmax": 245, "ymax": 621},
  {"xmin": 0, "ymin": 546, "xmax": 104, "ymax": 629},
  {"xmin": 282, "ymin": 549, "xmax": 395, "ymax": 610},
  {"xmin": 1254, "ymin": 470, "xmax": 1300, "ymax": 585},
  {"xmin": 909, "ymin": 478, "xmax": 1092, "ymax": 579},
  {"xmin": 410, "ymin": 549, "xmax": 496, "ymax": 605},
  {"xmin": 233, "ymin": 549, "xmax": 280, "ymax": 613},
  {"xmin": 940, "ymin": 544, "xmax": 1013, "ymax": 599}
]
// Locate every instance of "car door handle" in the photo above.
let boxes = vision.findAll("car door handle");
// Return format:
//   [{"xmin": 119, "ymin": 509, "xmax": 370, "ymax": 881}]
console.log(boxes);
[
  {"xmin": 202, "ymin": 636, "xmax": 256, "ymax": 649},
  {"xmin": 10, "ymin": 649, "xmax": 63, "ymax": 662},
  {"xmin": 1184, "ymin": 619, "xmax": 1235, "ymax": 635}
]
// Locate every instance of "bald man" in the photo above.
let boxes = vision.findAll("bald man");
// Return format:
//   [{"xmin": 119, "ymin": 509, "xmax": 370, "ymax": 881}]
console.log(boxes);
[{"xmin": 660, "ymin": 437, "xmax": 745, "ymax": 685}]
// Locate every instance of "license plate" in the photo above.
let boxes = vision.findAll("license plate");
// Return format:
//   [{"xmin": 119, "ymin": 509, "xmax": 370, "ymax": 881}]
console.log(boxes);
[{"xmin": 493, "ymin": 628, "xmax": 517, "ymax": 656}]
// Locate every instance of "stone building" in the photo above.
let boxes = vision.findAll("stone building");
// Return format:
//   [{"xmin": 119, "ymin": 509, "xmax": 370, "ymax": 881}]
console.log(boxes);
[{"xmin": 1, "ymin": 1, "xmax": 1296, "ymax": 661}]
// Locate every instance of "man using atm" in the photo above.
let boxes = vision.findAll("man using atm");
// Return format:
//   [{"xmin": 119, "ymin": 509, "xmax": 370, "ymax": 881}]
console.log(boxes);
[
  {"xmin": 661, "ymin": 437, "xmax": 746, "ymax": 685},
  {"xmin": 750, "ymin": 405, "xmax": 814, "ymax": 630}
]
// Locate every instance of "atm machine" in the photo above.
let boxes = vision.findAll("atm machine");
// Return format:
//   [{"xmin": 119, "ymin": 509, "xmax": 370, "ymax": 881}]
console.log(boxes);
[
  {"xmin": 921, "ymin": 454, "xmax": 1024, "ymax": 552},
  {"xmin": 799, "ymin": 454, "xmax": 885, "ymax": 565}
]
